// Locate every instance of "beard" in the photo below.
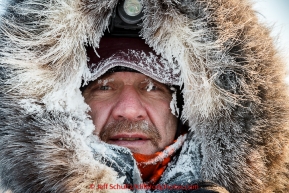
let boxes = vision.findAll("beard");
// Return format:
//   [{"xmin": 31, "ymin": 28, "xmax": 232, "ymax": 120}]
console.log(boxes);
[{"xmin": 98, "ymin": 119, "xmax": 161, "ymax": 149}]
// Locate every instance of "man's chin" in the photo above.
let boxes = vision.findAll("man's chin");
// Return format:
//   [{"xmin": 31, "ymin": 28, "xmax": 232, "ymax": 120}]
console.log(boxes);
[{"xmin": 106, "ymin": 139, "xmax": 157, "ymax": 155}]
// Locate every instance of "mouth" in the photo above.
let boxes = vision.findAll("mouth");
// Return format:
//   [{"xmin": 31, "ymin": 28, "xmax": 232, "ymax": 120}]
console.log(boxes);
[
  {"xmin": 112, "ymin": 137, "xmax": 144, "ymax": 141},
  {"xmin": 110, "ymin": 133, "xmax": 149, "ymax": 140},
  {"xmin": 107, "ymin": 133, "xmax": 150, "ymax": 150}
]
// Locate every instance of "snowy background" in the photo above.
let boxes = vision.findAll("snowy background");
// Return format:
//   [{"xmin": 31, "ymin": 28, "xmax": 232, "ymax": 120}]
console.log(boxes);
[{"xmin": 0, "ymin": 0, "xmax": 288, "ymax": 74}]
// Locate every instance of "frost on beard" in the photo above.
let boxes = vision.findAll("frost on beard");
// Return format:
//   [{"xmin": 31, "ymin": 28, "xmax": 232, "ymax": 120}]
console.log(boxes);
[{"xmin": 170, "ymin": 87, "xmax": 179, "ymax": 117}]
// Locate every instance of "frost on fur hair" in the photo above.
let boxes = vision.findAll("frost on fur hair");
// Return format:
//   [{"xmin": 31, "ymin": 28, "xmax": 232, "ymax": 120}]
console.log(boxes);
[
  {"xmin": 19, "ymin": 98, "xmax": 44, "ymax": 114},
  {"xmin": 89, "ymin": 140, "xmax": 143, "ymax": 189},
  {"xmin": 170, "ymin": 87, "xmax": 179, "ymax": 117}
]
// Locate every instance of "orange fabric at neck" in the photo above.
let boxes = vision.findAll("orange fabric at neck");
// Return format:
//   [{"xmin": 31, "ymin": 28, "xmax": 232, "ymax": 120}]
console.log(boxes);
[
  {"xmin": 132, "ymin": 134, "xmax": 187, "ymax": 185},
  {"xmin": 133, "ymin": 152, "xmax": 172, "ymax": 184}
]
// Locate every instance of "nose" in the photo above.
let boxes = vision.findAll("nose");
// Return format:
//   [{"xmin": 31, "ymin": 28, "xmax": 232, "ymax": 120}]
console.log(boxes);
[{"xmin": 111, "ymin": 86, "xmax": 147, "ymax": 121}]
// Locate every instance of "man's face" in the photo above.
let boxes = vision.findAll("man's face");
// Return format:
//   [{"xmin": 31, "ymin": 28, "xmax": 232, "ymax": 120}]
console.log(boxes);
[{"xmin": 83, "ymin": 71, "xmax": 178, "ymax": 155}]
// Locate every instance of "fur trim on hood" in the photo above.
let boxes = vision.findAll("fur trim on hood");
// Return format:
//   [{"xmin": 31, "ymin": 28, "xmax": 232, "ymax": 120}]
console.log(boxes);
[{"xmin": 1, "ymin": 0, "xmax": 289, "ymax": 192}]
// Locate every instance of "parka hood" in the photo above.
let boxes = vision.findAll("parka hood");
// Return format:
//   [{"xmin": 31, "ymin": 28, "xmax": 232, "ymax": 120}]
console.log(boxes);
[{"xmin": 1, "ymin": 0, "xmax": 289, "ymax": 192}]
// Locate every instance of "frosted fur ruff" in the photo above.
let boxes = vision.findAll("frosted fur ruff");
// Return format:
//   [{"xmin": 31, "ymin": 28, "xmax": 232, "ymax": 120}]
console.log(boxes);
[{"xmin": 1, "ymin": 0, "xmax": 289, "ymax": 193}]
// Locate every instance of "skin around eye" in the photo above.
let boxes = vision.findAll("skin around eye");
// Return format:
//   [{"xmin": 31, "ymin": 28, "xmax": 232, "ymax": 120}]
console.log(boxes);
[
  {"xmin": 83, "ymin": 81, "xmax": 118, "ymax": 101},
  {"xmin": 138, "ymin": 80, "xmax": 172, "ymax": 102},
  {"xmin": 140, "ymin": 79, "xmax": 169, "ymax": 93},
  {"xmin": 140, "ymin": 79, "xmax": 159, "ymax": 91},
  {"xmin": 147, "ymin": 85, "xmax": 157, "ymax": 91}
]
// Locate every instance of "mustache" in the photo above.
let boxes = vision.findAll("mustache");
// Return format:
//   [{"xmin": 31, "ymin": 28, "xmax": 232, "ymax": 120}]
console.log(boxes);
[{"xmin": 99, "ymin": 120, "xmax": 161, "ymax": 148}]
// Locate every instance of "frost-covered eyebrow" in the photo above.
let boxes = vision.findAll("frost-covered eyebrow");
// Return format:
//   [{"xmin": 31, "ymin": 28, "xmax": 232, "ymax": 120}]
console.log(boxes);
[
  {"xmin": 83, "ymin": 73, "xmax": 114, "ymax": 89},
  {"xmin": 84, "ymin": 72, "xmax": 172, "ymax": 93},
  {"xmin": 81, "ymin": 72, "xmax": 113, "ymax": 92},
  {"xmin": 96, "ymin": 78, "xmax": 114, "ymax": 85},
  {"xmin": 140, "ymin": 78, "xmax": 173, "ymax": 94}
]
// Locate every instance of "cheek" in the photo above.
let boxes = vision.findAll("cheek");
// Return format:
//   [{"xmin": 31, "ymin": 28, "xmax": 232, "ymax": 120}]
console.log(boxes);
[
  {"xmin": 147, "ymin": 100, "xmax": 178, "ymax": 141},
  {"xmin": 162, "ymin": 111, "xmax": 178, "ymax": 137},
  {"xmin": 165, "ymin": 114, "xmax": 178, "ymax": 138},
  {"xmin": 87, "ymin": 101, "xmax": 112, "ymax": 134}
]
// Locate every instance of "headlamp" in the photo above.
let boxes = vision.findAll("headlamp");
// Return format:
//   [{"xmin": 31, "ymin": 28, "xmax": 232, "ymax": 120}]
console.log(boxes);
[
  {"xmin": 117, "ymin": 0, "xmax": 143, "ymax": 25},
  {"xmin": 106, "ymin": 0, "xmax": 144, "ymax": 37},
  {"xmin": 123, "ymin": 0, "xmax": 143, "ymax": 17}
]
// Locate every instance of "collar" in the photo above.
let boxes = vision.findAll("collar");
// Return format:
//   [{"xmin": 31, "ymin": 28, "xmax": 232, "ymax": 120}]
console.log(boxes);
[{"xmin": 133, "ymin": 134, "xmax": 187, "ymax": 184}]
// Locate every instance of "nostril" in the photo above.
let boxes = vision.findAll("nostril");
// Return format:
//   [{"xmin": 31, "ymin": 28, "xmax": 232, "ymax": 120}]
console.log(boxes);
[
  {"xmin": 134, "ymin": 114, "xmax": 146, "ymax": 122},
  {"xmin": 136, "ymin": 115, "xmax": 144, "ymax": 120},
  {"xmin": 117, "ymin": 115, "xmax": 124, "ymax": 119}
]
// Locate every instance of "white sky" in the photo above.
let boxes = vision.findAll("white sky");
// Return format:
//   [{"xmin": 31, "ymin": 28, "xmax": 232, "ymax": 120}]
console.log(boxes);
[
  {"xmin": 0, "ymin": 0, "xmax": 7, "ymax": 16},
  {"xmin": 253, "ymin": 0, "xmax": 289, "ymax": 65}
]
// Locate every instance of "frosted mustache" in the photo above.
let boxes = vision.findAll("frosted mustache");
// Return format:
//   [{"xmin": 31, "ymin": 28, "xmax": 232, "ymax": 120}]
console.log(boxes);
[{"xmin": 99, "ymin": 120, "xmax": 161, "ymax": 147}]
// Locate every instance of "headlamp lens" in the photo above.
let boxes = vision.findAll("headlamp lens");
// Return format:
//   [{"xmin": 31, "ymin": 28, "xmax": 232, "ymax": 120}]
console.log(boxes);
[{"xmin": 123, "ymin": 0, "xmax": 143, "ymax": 16}]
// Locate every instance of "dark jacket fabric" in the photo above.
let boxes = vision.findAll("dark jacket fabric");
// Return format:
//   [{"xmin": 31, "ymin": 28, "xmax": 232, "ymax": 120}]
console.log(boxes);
[{"xmin": 1, "ymin": 0, "xmax": 289, "ymax": 193}]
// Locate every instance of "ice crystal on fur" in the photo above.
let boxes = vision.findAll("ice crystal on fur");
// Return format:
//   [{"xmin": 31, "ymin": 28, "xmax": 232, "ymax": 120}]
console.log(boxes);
[
  {"xmin": 169, "ymin": 87, "xmax": 179, "ymax": 117},
  {"xmin": 19, "ymin": 99, "xmax": 44, "ymax": 114}
]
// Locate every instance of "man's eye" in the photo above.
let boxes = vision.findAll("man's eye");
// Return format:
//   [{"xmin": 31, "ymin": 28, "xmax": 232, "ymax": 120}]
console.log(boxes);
[
  {"xmin": 146, "ymin": 85, "xmax": 157, "ymax": 91},
  {"xmin": 99, "ymin": 86, "xmax": 111, "ymax": 90},
  {"xmin": 146, "ymin": 84, "xmax": 159, "ymax": 91}
]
